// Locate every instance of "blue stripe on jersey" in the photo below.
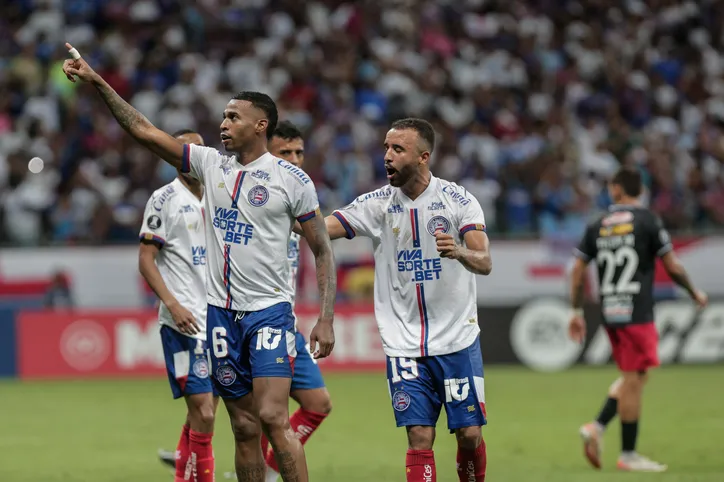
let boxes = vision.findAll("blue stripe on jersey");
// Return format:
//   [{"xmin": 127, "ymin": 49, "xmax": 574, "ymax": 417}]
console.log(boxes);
[
  {"xmin": 419, "ymin": 283, "xmax": 430, "ymax": 356},
  {"xmin": 297, "ymin": 210, "xmax": 317, "ymax": 223},
  {"xmin": 332, "ymin": 212, "xmax": 356, "ymax": 239},
  {"xmin": 410, "ymin": 208, "xmax": 421, "ymax": 248},
  {"xmin": 181, "ymin": 144, "xmax": 191, "ymax": 173},
  {"xmin": 223, "ymin": 244, "xmax": 233, "ymax": 308},
  {"xmin": 231, "ymin": 171, "xmax": 246, "ymax": 209}
]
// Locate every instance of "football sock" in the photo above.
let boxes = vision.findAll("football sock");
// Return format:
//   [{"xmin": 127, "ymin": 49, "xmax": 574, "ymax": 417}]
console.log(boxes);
[
  {"xmin": 595, "ymin": 396, "xmax": 618, "ymax": 429},
  {"xmin": 621, "ymin": 420, "xmax": 639, "ymax": 454},
  {"xmin": 457, "ymin": 439, "xmax": 487, "ymax": 481},
  {"xmin": 174, "ymin": 424, "xmax": 191, "ymax": 482},
  {"xmin": 260, "ymin": 433, "xmax": 270, "ymax": 459},
  {"xmin": 406, "ymin": 449, "xmax": 436, "ymax": 482},
  {"xmin": 265, "ymin": 408, "xmax": 328, "ymax": 471},
  {"xmin": 188, "ymin": 429, "xmax": 214, "ymax": 482}
]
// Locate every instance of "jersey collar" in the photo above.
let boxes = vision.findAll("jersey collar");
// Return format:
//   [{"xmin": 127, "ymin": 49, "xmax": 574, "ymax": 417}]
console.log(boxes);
[
  {"xmin": 398, "ymin": 173, "xmax": 438, "ymax": 204},
  {"xmin": 236, "ymin": 151, "xmax": 273, "ymax": 169}
]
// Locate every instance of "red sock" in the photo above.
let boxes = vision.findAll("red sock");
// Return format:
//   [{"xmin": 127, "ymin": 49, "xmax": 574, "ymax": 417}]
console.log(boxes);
[
  {"xmin": 174, "ymin": 424, "xmax": 191, "ymax": 482},
  {"xmin": 260, "ymin": 433, "xmax": 270, "ymax": 459},
  {"xmin": 406, "ymin": 449, "xmax": 436, "ymax": 482},
  {"xmin": 188, "ymin": 430, "xmax": 214, "ymax": 482},
  {"xmin": 265, "ymin": 408, "xmax": 328, "ymax": 471},
  {"xmin": 456, "ymin": 439, "xmax": 487, "ymax": 481}
]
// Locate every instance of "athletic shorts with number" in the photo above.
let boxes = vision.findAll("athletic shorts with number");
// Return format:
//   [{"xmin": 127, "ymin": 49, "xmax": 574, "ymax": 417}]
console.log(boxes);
[
  {"xmin": 605, "ymin": 321, "xmax": 660, "ymax": 372},
  {"xmin": 160, "ymin": 325, "xmax": 214, "ymax": 399},
  {"xmin": 208, "ymin": 302, "xmax": 297, "ymax": 399},
  {"xmin": 386, "ymin": 337, "xmax": 487, "ymax": 431},
  {"xmin": 291, "ymin": 331, "xmax": 325, "ymax": 391}
]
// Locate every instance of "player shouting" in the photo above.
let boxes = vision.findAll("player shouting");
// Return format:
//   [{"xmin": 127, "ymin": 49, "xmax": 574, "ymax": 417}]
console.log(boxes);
[
  {"xmin": 140, "ymin": 130, "xmax": 217, "ymax": 482},
  {"xmin": 158, "ymin": 121, "xmax": 333, "ymax": 482},
  {"xmin": 63, "ymin": 44, "xmax": 337, "ymax": 482},
  {"xmin": 299, "ymin": 118, "xmax": 492, "ymax": 482},
  {"xmin": 570, "ymin": 166, "xmax": 707, "ymax": 472}
]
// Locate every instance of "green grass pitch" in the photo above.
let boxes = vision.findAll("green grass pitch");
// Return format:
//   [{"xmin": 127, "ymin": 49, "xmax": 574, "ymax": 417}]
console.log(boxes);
[{"xmin": 1, "ymin": 365, "xmax": 722, "ymax": 481}]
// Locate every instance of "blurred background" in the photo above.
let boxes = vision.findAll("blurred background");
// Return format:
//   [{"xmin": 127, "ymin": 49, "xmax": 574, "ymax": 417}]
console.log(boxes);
[{"xmin": 1, "ymin": 1, "xmax": 723, "ymax": 481}]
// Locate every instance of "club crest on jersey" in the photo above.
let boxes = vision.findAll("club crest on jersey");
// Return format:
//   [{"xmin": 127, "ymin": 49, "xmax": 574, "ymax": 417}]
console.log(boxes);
[
  {"xmin": 392, "ymin": 390, "xmax": 411, "ymax": 411},
  {"xmin": 247, "ymin": 185, "xmax": 269, "ymax": 207},
  {"xmin": 193, "ymin": 358, "xmax": 209, "ymax": 379},
  {"xmin": 216, "ymin": 365, "xmax": 236, "ymax": 386},
  {"xmin": 147, "ymin": 215, "xmax": 162, "ymax": 230},
  {"xmin": 427, "ymin": 216, "xmax": 450, "ymax": 235}
]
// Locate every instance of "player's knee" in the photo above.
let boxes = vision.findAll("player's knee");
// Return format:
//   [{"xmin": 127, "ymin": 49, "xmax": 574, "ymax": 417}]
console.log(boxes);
[
  {"xmin": 455, "ymin": 426, "xmax": 482, "ymax": 450},
  {"xmin": 230, "ymin": 412, "xmax": 261, "ymax": 443},
  {"xmin": 406, "ymin": 426, "xmax": 435, "ymax": 450},
  {"xmin": 258, "ymin": 403, "xmax": 288, "ymax": 432},
  {"xmin": 304, "ymin": 394, "xmax": 332, "ymax": 415},
  {"xmin": 197, "ymin": 404, "xmax": 216, "ymax": 428}
]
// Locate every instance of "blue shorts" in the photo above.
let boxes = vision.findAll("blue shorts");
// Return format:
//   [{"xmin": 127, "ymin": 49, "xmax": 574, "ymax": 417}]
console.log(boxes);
[
  {"xmin": 386, "ymin": 338, "xmax": 487, "ymax": 431},
  {"xmin": 207, "ymin": 302, "xmax": 297, "ymax": 399},
  {"xmin": 160, "ymin": 325, "xmax": 214, "ymax": 399},
  {"xmin": 291, "ymin": 331, "xmax": 325, "ymax": 392}
]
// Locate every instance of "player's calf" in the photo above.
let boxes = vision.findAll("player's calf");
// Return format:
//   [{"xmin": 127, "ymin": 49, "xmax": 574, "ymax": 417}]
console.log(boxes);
[
  {"xmin": 226, "ymin": 397, "xmax": 266, "ymax": 481},
  {"xmin": 405, "ymin": 426, "xmax": 436, "ymax": 482},
  {"xmin": 455, "ymin": 426, "xmax": 486, "ymax": 482},
  {"xmin": 184, "ymin": 393, "xmax": 216, "ymax": 482}
]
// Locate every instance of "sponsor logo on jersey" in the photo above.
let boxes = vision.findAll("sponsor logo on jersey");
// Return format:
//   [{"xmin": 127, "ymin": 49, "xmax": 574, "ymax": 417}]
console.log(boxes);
[
  {"xmin": 179, "ymin": 205, "xmax": 194, "ymax": 214},
  {"xmin": 147, "ymin": 215, "xmax": 162, "ymax": 230},
  {"xmin": 397, "ymin": 249, "xmax": 443, "ymax": 281},
  {"xmin": 192, "ymin": 358, "xmax": 209, "ymax": 378},
  {"xmin": 599, "ymin": 223, "xmax": 633, "ymax": 237},
  {"xmin": 192, "ymin": 246, "xmax": 206, "ymax": 266},
  {"xmin": 251, "ymin": 169, "xmax": 271, "ymax": 181},
  {"xmin": 444, "ymin": 377, "xmax": 470, "ymax": 403},
  {"xmin": 212, "ymin": 207, "xmax": 254, "ymax": 245},
  {"xmin": 388, "ymin": 204, "xmax": 403, "ymax": 214},
  {"xmin": 428, "ymin": 201, "xmax": 445, "ymax": 211},
  {"xmin": 442, "ymin": 186, "xmax": 471, "ymax": 206},
  {"xmin": 278, "ymin": 160, "xmax": 311, "ymax": 185},
  {"xmin": 220, "ymin": 163, "xmax": 232, "ymax": 175},
  {"xmin": 153, "ymin": 185, "xmax": 176, "ymax": 211},
  {"xmin": 427, "ymin": 216, "xmax": 451, "ymax": 235},
  {"xmin": 216, "ymin": 365, "xmax": 236, "ymax": 386},
  {"xmin": 392, "ymin": 390, "xmax": 411, "ymax": 411},
  {"xmin": 602, "ymin": 210, "xmax": 634, "ymax": 226},
  {"xmin": 356, "ymin": 187, "xmax": 392, "ymax": 203},
  {"xmin": 247, "ymin": 185, "xmax": 269, "ymax": 207}
]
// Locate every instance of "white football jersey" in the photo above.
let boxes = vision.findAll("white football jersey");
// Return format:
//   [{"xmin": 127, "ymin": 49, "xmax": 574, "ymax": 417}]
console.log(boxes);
[
  {"xmin": 139, "ymin": 178, "xmax": 207, "ymax": 340},
  {"xmin": 182, "ymin": 145, "xmax": 320, "ymax": 312},
  {"xmin": 332, "ymin": 175, "xmax": 486, "ymax": 358},
  {"xmin": 288, "ymin": 232, "xmax": 301, "ymax": 303}
]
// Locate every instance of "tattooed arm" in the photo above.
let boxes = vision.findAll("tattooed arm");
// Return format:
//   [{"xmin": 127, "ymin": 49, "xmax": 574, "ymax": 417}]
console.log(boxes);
[
  {"xmin": 62, "ymin": 43, "xmax": 184, "ymax": 168},
  {"xmin": 300, "ymin": 213, "xmax": 337, "ymax": 359}
]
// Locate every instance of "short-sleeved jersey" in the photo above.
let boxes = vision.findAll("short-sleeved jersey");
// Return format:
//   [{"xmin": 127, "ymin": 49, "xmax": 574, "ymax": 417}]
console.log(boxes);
[
  {"xmin": 181, "ymin": 145, "xmax": 320, "ymax": 311},
  {"xmin": 332, "ymin": 175, "xmax": 487, "ymax": 358},
  {"xmin": 139, "ymin": 178, "xmax": 207, "ymax": 340},
  {"xmin": 574, "ymin": 205, "xmax": 673, "ymax": 325}
]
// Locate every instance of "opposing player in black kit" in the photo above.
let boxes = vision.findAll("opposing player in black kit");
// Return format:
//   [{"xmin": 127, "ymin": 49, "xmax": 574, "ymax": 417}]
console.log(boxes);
[{"xmin": 568, "ymin": 167, "xmax": 707, "ymax": 472}]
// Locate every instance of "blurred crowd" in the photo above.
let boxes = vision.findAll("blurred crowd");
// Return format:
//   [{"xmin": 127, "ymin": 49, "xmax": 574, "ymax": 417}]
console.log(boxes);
[{"xmin": 3, "ymin": 0, "xmax": 724, "ymax": 246}]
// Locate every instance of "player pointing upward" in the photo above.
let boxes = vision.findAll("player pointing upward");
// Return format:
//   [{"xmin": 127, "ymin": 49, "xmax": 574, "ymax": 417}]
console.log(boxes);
[
  {"xmin": 570, "ymin": 167, "xmax": 707, "ymax": 472},
  {"xmin": 300, "ymin": 118, "xmax": 492, "ymax": 481},
  {"xmin": 63, "ymin": 44, "xmax": 337, "ymax": 482}
]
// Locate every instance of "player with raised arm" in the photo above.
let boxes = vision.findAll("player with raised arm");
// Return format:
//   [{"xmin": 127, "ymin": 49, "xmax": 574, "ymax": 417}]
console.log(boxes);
[
  {"xmin": 570, "ymin": 167, "xmax": 707, "ymax": 472},
  {"xmin": 301, "ymin": 118, "xmax": 492, "ymax": 481},
  {"xmin": 158, "ymin": 121, "xmax": 333, "ymax": 482},
  {"xmin": 63, "ymin": 45, "xmax": 337, "ymax": 482},
  {"xmin": 140, "ymin": 129, "xmax": 217, "ymax": 482}
]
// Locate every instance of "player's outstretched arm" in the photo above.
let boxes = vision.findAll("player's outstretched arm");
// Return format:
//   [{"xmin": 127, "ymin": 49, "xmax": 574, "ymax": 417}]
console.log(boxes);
[
  {"xmin": 436, "ymin": 230, "xmax": 492, "ymax": 275},
  {"xmin": 293, "ymin": 215, "xmax": 349, "ymax": 240},
  {"xmin": 568, "ymin": 257, "xmax": 588, "ymax": 343},
  {"xmin": 660, "ymin": 251, "xmax": 708, "ymax": 308},
  {"xmin": 301, "ymin": 214, "xmax": 337, "ymax": 358},
  {"xmin": 139, "ymin": 241, "xmax": 200, "ymax": 335},
  {"xmin": 62, "ymin": 43, "xmax": 184, "ymax": 169}
]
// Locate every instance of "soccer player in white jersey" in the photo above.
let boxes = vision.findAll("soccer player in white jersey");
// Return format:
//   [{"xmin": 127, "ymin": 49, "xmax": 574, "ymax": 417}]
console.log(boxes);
[
  {"xmin": 63, "ymin": 46, "xmax": 336, "ymax": 482},
  {"xmin": 302, "ymin": 118, "xmax": 492, "ymax": 482},
  {"xmin": 140, "ymin": 129, "xmax": 217, "ymax": 482}
]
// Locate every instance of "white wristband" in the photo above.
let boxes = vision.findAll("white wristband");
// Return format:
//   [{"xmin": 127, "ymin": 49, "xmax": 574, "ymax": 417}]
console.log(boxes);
[
  {"xmin": 69, "ymin": 48, "xmax": 81, "ymax": 60},
  {"xmin": 571, "ymin": 308, "xmax": 584, "ymax": 318}
]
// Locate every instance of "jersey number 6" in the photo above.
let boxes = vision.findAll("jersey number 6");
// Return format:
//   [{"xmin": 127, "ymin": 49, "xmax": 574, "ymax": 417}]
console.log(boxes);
[{"xmin": 212, "ymin": 326, "xmax": 228, "ymax": 358}]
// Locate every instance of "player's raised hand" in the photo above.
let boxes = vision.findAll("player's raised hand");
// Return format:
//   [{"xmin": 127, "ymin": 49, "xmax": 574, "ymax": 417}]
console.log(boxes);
[
  {"xmin": 693, "ymin": 289, "xmax": 708, "ymax": 309},
  {"xmin": 309, "ymin": 318, "xmax": 335, "ymax": 359},
  {"xmin": 568, "ymin": 314, "xmax": 586, "ymax": 344},
  {"xmin": 435, "ymin": 232, "xmax": 460, "ymax": 259},
  {"xmin": 62, "ymin": 43, "xmax": 99, "ymax": 84},
  {"xmin": 168, "ymin": 301, "xmax": 201, "ymax": 335}
]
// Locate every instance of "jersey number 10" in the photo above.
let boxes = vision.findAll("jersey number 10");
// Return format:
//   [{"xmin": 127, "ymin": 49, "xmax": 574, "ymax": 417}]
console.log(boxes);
[{"xmin": 596, "ymin": 246, "xmax": 642, "ymax": 296}]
